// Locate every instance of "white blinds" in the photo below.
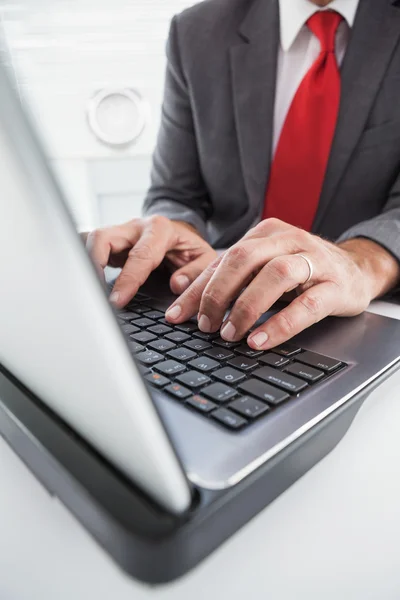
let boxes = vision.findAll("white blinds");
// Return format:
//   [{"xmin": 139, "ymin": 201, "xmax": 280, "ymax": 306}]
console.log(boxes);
[
  {"xmin": 0, "ymin": 0, "xmax": 197, "ymax": 87},
  {"xmin": 0, "ymin": 1, "xmax": 200, "ymax": 226}
]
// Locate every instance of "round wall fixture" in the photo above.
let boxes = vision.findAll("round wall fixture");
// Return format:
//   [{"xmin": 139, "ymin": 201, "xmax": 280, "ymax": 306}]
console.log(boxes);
[{"xmin": 87, "ymin": 88, "xmax": 148, "ymax": 147}]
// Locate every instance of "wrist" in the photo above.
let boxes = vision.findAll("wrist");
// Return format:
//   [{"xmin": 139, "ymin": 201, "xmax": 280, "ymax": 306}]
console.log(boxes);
[
  {"xmin": 174, "ymin": 220, "xmax": 201, "ymax": 236},
  {"xmin": 339, "ymin": 238, "xmax": 400, "ymax": 299}
]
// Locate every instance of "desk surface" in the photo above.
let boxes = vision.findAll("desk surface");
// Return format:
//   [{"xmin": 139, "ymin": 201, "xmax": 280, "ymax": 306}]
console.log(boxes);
[{"xmin": 1, "ymin": 302, "xmax": 400, "ymax": 600}]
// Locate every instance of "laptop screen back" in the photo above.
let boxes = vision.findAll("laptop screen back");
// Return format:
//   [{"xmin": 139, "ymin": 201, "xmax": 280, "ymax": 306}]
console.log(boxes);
[{"xmin": 0, "ymin": 64, "xmax": 191, "ymax": 514}]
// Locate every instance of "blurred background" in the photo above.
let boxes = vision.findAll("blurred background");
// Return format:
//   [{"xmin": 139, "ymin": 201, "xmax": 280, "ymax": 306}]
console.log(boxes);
[{"xmin": 0, "ymin": 0, "xmax": 195, "ymax": 230}]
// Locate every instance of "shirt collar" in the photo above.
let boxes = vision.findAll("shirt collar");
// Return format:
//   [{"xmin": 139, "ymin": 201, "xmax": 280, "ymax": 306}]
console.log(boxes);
[{"xmin": 279, "ymin": 0, "xmax": 360, "ymax": 52}]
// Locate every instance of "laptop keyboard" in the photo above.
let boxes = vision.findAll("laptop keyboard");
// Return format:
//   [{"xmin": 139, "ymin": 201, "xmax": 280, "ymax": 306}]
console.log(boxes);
[{"xmin": 117, "ymin": 293, "xmax": 347, "ymax": 432}]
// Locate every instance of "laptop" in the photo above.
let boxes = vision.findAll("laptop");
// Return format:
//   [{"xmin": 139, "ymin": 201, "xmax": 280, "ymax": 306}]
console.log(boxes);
[{"xmin": 1, "ymin": 61, "xmax": 400, "ymax": 582}]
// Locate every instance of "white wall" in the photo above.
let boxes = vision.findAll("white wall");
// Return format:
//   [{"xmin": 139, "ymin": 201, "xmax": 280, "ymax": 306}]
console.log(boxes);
[{"xmin": 0, "ymin": 0, "xmax": 197, "ymax": 229}]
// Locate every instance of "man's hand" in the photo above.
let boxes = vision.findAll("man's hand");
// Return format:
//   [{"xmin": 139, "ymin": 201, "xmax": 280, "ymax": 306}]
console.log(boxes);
[
  {"xmin": 165, "ymin": 219, "xmax": 400, "ymax": 350},
  {"xmin": 84, "ymin": 216, "xmax": 217, "ymax": 308}
]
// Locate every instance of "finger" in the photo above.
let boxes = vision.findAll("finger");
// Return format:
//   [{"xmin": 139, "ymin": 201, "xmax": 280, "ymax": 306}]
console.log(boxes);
[
  {"xmin": 220, "ymin": 254, "xmax": 311, "ymax": 342},
  {"xmin": 86, "ymin": 223, "xmax": 140, "ymax": 272},
  {"xmin": 165, "ymin": 255, "xmax": 223, "ymax": 323},
  {"xmin": 111, "ymin": 218, "xmax": 175, "ymax": 307},
  {"xmin": 242, "ymin": 218, "xmax": 294, "ymax": 241},
  {"xmin": 196, "ymin": 236, "xmax": 303, "ymax": 333},
  {"xmin": 86, "ymin": 229, "xmax": 112, "ymax": 274},
  {"xmin": 247, "ymin": 282, "xmax": 336, "ymax": 351},
  {"xmin": 169, "ymin": 251, "xmax": 217, "ymax": 295},
  {"xmin": 86, "ymin": 227, "xmax": 129, "ymax": 283}
]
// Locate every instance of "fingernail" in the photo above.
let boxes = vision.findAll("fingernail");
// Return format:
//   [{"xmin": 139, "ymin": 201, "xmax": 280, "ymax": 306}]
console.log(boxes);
[
  {"xmin": 175, "ymin": 275, "xmax": 190, "ymax": 293},
  {"xmin": 221, "ymin": 321, "xmax": 236, "ymax": 341},
  {"xmin": 109, "ymin": 291, "xmax": 120, "ymax": 306},
  {"xmin": 198, "ymin": 314, "xmax": 211, "ymax": 333},
  {"xmin": 166, "ymin": 305, "xmax": 182, "ymax": 321},
  {"xmin": 250, "ymin": 331, "xmax": 269, "ymax": 348}
]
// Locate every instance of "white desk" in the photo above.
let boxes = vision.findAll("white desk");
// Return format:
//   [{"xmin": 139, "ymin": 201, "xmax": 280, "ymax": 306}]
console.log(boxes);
[{"xmin": 1, "ymin": 302, "xmax": 400, "ymax": 600}]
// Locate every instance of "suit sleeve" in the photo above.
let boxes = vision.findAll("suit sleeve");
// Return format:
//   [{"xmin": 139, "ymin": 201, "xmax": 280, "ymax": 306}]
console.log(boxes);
[
  {"xmin": 142, "ymin": 16, "xmax": 212, "ymax": 240},
  {"xmin": 337, "ymin": 169, "xmax": 400, "ymax": 265}
]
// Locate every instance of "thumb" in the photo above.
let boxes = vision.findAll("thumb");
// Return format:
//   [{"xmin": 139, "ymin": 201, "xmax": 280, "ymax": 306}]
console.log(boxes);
[{"xmin": 169, "ymin": 253, "xmax": 216, "ymax": 295}]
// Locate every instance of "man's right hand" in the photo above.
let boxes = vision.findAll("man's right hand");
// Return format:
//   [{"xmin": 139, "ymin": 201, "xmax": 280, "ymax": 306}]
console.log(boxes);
[{"xmin": 83, "ymin": 216, "xmax": 217, "ymax": 309}]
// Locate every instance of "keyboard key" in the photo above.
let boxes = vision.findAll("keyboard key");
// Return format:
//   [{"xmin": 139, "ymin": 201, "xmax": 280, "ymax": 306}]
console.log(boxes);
[
  {"xmin": 148, "ymin": 339, "xmax": 176, "ymax": 352},
  {"xmin": 285, "ymin": 362, "xmax": 324, "ymax": 382},
  {"xmin": 131, "ymin": 317, "xmax": 156, "ymax": 328},
  {"xmin": 117, "ymin": 311, "xmax": 140, "ymax": 322},
  {"xmin": 130, "ymin": 331, "xmax": 157, "ymax": 344},
  {"xmin": 274, "ymin": 343, "xmax": 302, "ymax": 357},
  {"xmin": 176, "ymin": 322, "xmax": 199, "ymax": 333},
  {"xmin": 165, "ymin": 383, "xmax": 192, "ymax": 400},
  {"xmin": 176, "ymin": 371, "xmax": 211, "ymax": 388},
  {"xmin": 188, "ymin": 356, "xmax": 220, "ymax": 372},
  {"xmin": 154, "ymin": 360, "xmax": 186, "ymax": 376},
  {"xmin": 238, "ymin": 379, "xmax": 290, "ymax": 405},
  {"xmin": 143, "ymin": 310, "xmax": 164, "ymax": 320},
  {"xmin": 227, "ymin": 356, "xmax": 258, "ymax": 371},
  {"xmin": 234, "ymin": 344, "xmax": 264, "ymax": 358},
  {"xmin": 259, "ymin": 353, "xmax": 290, "ymax": 368},
  {"xmin": 202, "ymin": 383, "xmax": 237, "ymax": 403},
  {"xmin": 214, "ymin": 337, "xmax": 241, "ymax": 349},
  {"xmin": 184, "ymin": 339, "xmax": 212, "ymax": 352},
  {"xmin": 296, "ymin": 351, "xmax": 343, "ymax": 373},
  {"xmin": 148, "ymin": 324, "xmax": 173, "ymax": 336},
  {"xmin": 121, "ymin": 323, "xmax": 140, "ymax": 335},
  {"xmin": 187, "ymin": 395, "xmax": 217, "ymax": 414},
  {"xmin": 157, "ymin": 318, "xmax": 171, "ymax": 326},
  {"xmin": 167, "ymin": 348, "xmax": 198, "ymax": 362},
  {"xmin": 145, "ymin": 372, "xmax": 170, "ymax": 388},
  {"xmin": 229, "ymin": 396, "xmax": 270, "ymax": 419},
  {"xmin": 135, "ymin": 292, "xmax": 151, "ymax": 302},
  {"xmin": 144, "ymin": 299, "xmax": 168, "ymax": 312},
  {"xmin": 213, "ymin": 367, "xmax": 246, "ymax": 385},
  {"xmin": 211, "ymin": 408, "xmax": 247, "ymax": 430},
  {"xmin": 193, "ymin": 331, "xmax": 220, "ymax": 341},
  {"xmin": 128, "ymin": 303, "xmax": 151, "ymax": 314},
  {"xmin": 139, "ymin": 366, "xmax": 151, "ymax": 375},
  {"xmin": 253, "ymin": 366, "xmax": 307, "ymax": 393},
  {"xmin": 136, "ymin": 350, "xmax": 164, "ymax": 366},
  {"xmin": 165, "ymin": 331, "xmax": 191, "ymax": 343},
  {"xmin": 204, "ymin": 347, "xmax": 234, "ymax": 361},
  {"xmin": 127, "ymin": 341, "xmax": 144, "ymax": 354}
]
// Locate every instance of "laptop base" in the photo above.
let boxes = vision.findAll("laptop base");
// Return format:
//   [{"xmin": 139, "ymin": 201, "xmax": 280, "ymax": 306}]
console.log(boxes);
[{"xmin": 0, "ymin": 362, "xmax": 390, "ymax": 585}]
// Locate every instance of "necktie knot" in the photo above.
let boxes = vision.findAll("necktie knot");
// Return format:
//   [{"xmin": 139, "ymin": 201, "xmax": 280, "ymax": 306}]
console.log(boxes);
[{"xmin": 307, "ymin": 10, "xmax": 343, "ymax": 54}]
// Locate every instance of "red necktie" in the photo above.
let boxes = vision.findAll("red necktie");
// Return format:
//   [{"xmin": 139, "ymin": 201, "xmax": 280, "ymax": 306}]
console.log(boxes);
[{"xmin": 263, "ymin": 11, "xmax": 343, "ymax": 231}]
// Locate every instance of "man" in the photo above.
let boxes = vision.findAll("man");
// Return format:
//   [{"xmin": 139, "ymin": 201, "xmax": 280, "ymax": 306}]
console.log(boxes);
[{"xmin": 86, "ymin": 0, "xmax": 400, "ymax": 351}]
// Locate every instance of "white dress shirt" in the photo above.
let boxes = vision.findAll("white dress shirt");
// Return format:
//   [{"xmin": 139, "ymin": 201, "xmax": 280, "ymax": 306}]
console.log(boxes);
[{"xmin": 273, "ymin": 0, "xmax": 360, "ymax": 155}]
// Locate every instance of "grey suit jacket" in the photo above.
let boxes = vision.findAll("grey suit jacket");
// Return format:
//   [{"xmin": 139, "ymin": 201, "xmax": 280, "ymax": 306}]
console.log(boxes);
[{"xmin": 143, "ymin": 0, "xmax": 400, "ymax": 263}]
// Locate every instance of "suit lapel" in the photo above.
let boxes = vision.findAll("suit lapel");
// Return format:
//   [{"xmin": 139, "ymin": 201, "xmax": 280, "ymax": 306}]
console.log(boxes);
[
  {"xmin": 313, "ymin": 0, "xmax": 400, "ymax": 231},
  {"xmin": 230, "ymin": 0, "xmax": 280, "ymax": 215}
]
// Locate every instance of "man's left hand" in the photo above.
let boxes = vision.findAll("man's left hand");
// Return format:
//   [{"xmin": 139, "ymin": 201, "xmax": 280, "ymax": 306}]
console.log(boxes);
[{"xmin": 166, "ymin": 219, "xmax": 400, "ymax": 351}]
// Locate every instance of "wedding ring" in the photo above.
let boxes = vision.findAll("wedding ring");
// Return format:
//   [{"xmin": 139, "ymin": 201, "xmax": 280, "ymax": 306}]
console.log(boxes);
[{"xmin": 296, "ymin": 254, "xmax": 313, "ymax": 284}]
